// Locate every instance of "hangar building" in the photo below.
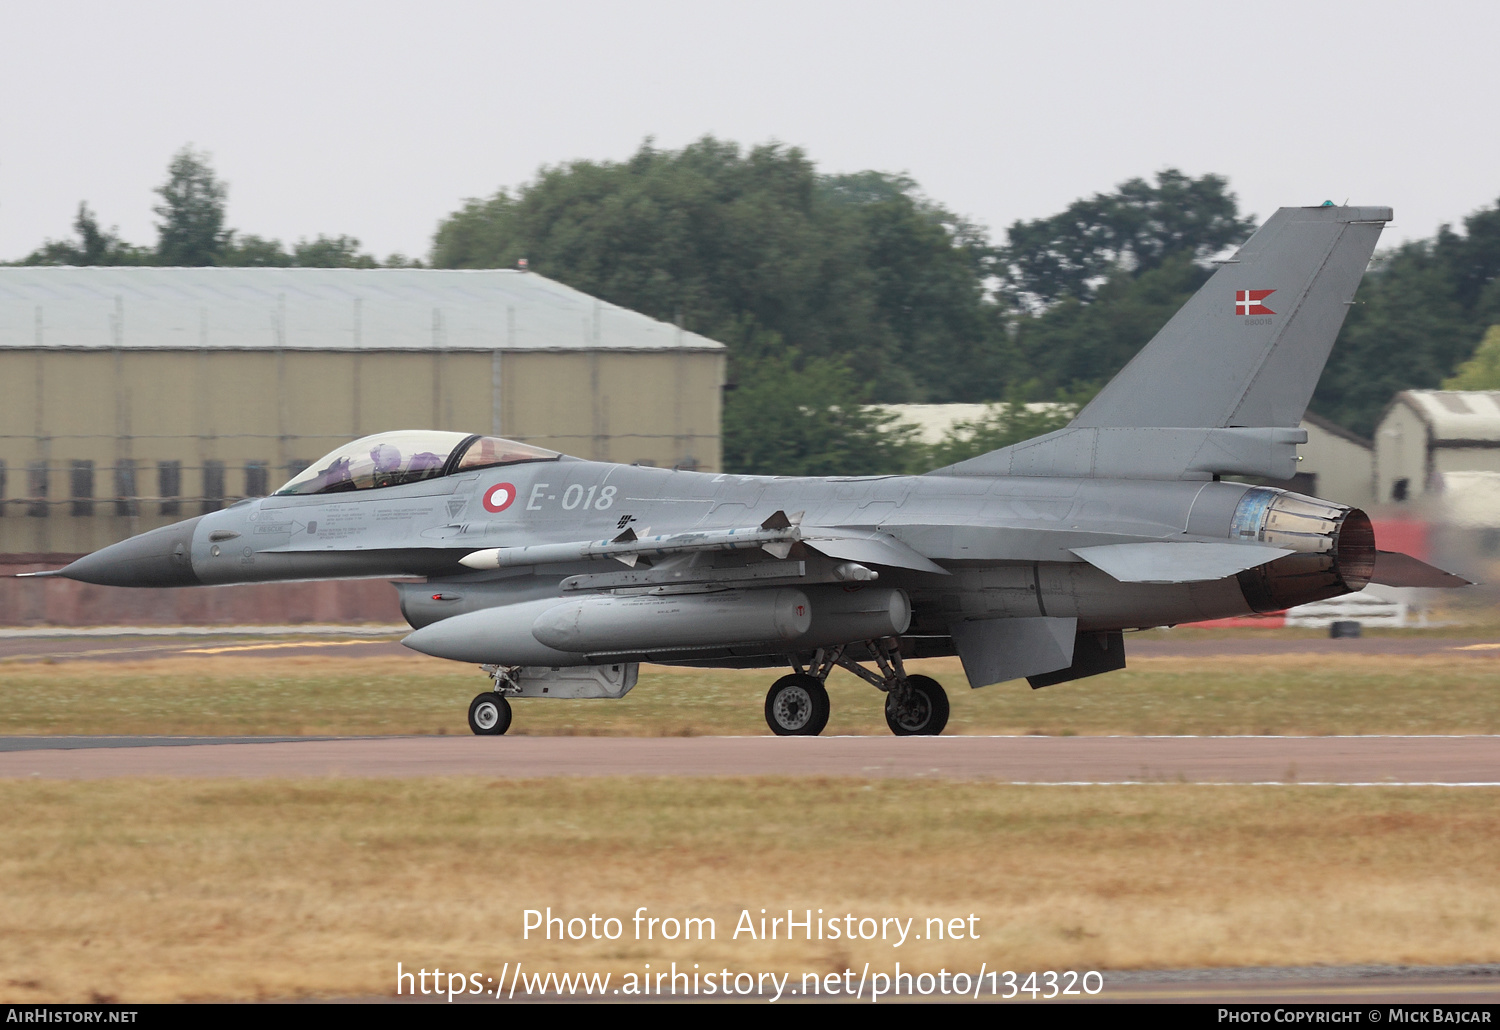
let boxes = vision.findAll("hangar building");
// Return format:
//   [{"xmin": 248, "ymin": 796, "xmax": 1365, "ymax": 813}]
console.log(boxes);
[{"xmin": 0, "ymin": 267, "xmax": 726, "ymax": 559}]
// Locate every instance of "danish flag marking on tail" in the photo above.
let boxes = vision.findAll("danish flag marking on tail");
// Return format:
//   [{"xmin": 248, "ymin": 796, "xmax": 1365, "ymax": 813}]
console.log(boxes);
[{"xmin": 1236, "ymin": 289, "xmax": 1275, "ymax": 316}]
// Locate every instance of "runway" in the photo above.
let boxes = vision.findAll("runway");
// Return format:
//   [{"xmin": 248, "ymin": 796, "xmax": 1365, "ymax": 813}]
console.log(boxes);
[
  {"xmin": 2, "ymin": 626, "xmax": 1500, "ymax": 664},
  {"xmin": 380, "ymin": 964, "xmax": 1500, "ymax": 1003},
  {"xmin": 2, "ymin": 733, "xmax": 1496, "ymax": 782}
]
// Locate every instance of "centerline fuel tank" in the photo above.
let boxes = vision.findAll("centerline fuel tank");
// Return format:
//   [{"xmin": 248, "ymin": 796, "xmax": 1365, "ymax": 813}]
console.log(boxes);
[{"xmin": 402, "ymin": 585, "xmax": 913, "ymax": 666}]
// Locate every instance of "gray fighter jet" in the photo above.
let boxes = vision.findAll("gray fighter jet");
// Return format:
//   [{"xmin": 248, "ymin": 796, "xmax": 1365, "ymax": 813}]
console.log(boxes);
[{"xmin": 45, "ymin": 204, "xmax": 1466, "ymax": 736}]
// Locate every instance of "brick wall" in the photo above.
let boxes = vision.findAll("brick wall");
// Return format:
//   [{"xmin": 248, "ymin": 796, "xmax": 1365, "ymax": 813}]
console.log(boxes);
[{"xmin": 1, "ymin": 556, "xmax": 406, "ymax": 626}]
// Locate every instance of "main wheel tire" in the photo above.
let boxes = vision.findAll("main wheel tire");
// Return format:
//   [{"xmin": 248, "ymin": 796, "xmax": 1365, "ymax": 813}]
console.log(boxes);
[
  {"xmin": 764, "ymin": 674, "xmax": 831, "ymax": 736},
  {"xmin": 468, "ymin": 692, "xmax": 512, "ymax": 736},
  {"xmin": 884, "ymin": 675, "xmax": 949, "ymax": 736}
]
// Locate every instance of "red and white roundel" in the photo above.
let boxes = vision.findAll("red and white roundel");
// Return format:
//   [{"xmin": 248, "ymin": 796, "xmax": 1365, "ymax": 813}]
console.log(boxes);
[{"xmin": 482, "ymin": 482, "xmax": 517, "ymax": 513}]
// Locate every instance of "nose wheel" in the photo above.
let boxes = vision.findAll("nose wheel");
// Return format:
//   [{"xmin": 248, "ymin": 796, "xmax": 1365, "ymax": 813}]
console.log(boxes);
[
  {"xmin": 468, "ymin": 692, "xmax": 512, "ymax": 735},
  {"xmin": 764, "ymin": 674, "xmax": 831, "ymax": 736}
]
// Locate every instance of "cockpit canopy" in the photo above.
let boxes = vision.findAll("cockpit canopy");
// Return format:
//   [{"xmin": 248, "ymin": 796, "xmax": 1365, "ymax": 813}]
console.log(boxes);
[{"xmin": 274, "ymin": 431, "xmax": 560, "ymax": 496}]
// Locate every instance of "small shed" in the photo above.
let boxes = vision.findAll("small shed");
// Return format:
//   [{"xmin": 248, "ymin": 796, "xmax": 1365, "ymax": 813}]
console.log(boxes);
[{"xmin": 1374, "ymin": 390, "xmax": 1500, "ymax": 504}]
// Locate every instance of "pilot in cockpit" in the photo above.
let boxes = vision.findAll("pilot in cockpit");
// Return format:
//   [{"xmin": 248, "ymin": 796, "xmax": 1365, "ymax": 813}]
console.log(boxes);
[{"xmin": 370, "ymin": 442, "xmax": 404, "ymax": 488}]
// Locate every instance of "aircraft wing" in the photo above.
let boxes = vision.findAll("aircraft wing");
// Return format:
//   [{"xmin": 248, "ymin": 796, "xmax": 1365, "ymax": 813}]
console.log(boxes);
[
  {"xmin": 1071, "ymin": 541, "xmax": 1292, "ymax": 584},
  {"xmin": 800, "ymin": 528, "xmax": 950, "ymax": 575}
]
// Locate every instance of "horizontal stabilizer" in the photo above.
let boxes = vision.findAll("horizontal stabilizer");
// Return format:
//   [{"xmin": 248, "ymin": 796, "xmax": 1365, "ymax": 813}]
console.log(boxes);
[
  {"xmin": 949, "ymin": 616, "xmax": 1077, "ymax": 688},
  {"xmin": 1071, "ymin": 541, "xmax": 1292, "ymax": 583},
  {"xmin": 1369, "ymin": 551, "xmax": 1472, "ymax": 588}
]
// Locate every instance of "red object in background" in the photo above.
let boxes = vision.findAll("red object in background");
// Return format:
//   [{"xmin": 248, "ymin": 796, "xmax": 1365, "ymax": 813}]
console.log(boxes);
[
  {"xmin": 1371, "ymin": 518, "xmax": 1428, "ymax": 560},
  {"xmin": 1189, "ymin": 612, "xmax": 1287, "ymax": 628}
]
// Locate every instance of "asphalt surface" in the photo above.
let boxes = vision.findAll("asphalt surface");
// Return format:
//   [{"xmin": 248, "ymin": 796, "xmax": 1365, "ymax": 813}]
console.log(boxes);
[
  {"xmin": 0, "ymin": 630, "xmax": 410, "ymax": 664},
  {"xmin": 6, "ymin": 629, "xmax": 1497, "ymax": 1006},
  {"xmin": 1068, "ymin": 964, "xmax": 1500, "ymax": 1004},
  {"xmin": 3, "ymin": 627, "xmax": 1500, "ymax": 664},
  {"xmin": 371, "ymin": 964, "xmax": 1500, "ymax": 1003},
  {"xmin": 1, "ymin": 733, "xmax": 1496, "ymax": 782}
]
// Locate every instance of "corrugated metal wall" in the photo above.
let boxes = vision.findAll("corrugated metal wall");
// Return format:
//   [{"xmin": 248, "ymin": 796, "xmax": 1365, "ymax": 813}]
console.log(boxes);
[{"xmin": 0, "ymin": 347, "xmax": 724, "ymax": 556}]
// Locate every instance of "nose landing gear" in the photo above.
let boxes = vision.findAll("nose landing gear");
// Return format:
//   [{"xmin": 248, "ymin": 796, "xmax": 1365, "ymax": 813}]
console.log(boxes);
[{"xmin": 468, "ymin": 691, "xmax": 512, "ymax": 735}]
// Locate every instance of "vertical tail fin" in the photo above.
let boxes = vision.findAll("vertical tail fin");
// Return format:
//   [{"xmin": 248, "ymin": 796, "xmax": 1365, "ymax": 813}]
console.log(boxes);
[
  {"xmin": 932, "ymin": 204, "xmax": 1390, "ymax": 480},
  {"xmin": 1073, "ymin": 204, "xmax": 1390, "ymax": 430}
]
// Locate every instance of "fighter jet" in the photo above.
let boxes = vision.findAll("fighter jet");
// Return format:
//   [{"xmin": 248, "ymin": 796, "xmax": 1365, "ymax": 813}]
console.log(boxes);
[{"xmin": 44, "ymin": 204, "xmax": 1467, "ymax": 737}]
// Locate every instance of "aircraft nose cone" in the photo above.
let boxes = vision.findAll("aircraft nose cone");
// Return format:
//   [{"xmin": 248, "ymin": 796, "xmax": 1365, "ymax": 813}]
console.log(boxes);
[
  {"xmin": 402, "ymin": 615, "xmax": 492, "ymax": 663},
  {"xmin": 57, "ymin": 517, "xmax": 204, "ymax": 587}
]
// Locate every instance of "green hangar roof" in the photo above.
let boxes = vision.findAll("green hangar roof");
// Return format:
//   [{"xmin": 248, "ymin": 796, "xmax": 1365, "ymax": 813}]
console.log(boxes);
[{"xmin": 0, "ymin": 266, "xmax": 725, "ymax": 353}]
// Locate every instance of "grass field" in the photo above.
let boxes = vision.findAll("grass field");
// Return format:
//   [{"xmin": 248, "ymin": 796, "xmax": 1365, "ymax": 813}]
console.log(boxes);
[
  {"xmin": 3, "ymin": 645, "xmax": 1499, "ymax": 736},
  {"xmin": 1, "ymin": 778, "xmax": 1496, "ymax": 1002}
]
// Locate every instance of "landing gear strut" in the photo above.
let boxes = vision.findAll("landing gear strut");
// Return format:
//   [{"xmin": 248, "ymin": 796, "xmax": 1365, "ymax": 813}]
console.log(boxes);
[
  {"xmin": 469, "ymin": 665, "xmax": 520, "ymax": 736},
  {"xmin": 765, "ymin": 639, "xmax": 949, "ymax": 737}
]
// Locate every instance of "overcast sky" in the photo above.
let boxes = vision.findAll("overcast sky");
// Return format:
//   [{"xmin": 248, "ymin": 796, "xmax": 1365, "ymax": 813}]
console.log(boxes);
[{"xmin": 3, "ymin": 0, "xmax": 1497, "ymax": 262}]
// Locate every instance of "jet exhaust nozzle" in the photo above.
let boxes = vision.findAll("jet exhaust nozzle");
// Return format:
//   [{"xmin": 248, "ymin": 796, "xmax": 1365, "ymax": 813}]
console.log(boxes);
[{"xmin": 1228, "ymin": 489, "xmax": 1375, "ymax": 612}]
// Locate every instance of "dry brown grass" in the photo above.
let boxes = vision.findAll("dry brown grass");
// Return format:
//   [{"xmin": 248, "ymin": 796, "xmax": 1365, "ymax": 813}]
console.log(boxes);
[
  {"xmin": 3, "ymin": 649, "xmax": 1500, "ymax": 737},
  {"xmin": 0, "ymin": 778, "xmax": 1495, "ymax": 1001}
]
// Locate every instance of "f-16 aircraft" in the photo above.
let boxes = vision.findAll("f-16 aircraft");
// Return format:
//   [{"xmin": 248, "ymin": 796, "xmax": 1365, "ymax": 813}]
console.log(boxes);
[{"xmin": 43, "ymin": 204, "xmax": 1467, "ymax": 737}]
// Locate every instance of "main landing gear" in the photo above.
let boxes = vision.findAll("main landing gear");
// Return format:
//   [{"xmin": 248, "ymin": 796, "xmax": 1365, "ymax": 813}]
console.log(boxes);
[{"xmin": 763, "ymin": 639, "xmax": 949, "ymax": 737}]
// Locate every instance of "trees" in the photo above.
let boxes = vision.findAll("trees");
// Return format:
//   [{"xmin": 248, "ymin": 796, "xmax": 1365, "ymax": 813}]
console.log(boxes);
[
  {"xmin": 1313, "ymin": 195, "xmax": 1500, "ymax": 435},
  {"xmin": 722, "ymin": 348, "xmax": 924, "ymax": 476},
  {"xmin": 21, "ymin": 203, "xmax": 147, "ymax": 266},
  {"xmin": 999, "ymin": 182, "xmax": 1500, "ymax": 438},
  {"xmin": 1443, "ymin": 325, "xmax": 1500, "ymax": 390},
  {"xmin": 291, "ymin": 234, "xmax": 379, "ymax": 268},
  {"xmin": 997, "ymin": 169, "xmax": 1255, "ymax": 307},
  {"xmin": 1006, "ymin": 253, "xmax": 1213, "ymax": 397},
  {"xmin": 152, "ymin": 146, "xmax": 229, "ymax": 265},
  {"xmin": 20, "ymin": 137, "xmax": 1494, "ymax": 458},
  {"xmin": 431, "ymin": 137, "xmax": 999, "ymax": 403},
  {"xmin": 16, "ymin": 147, "xmax": 384, "ymax": 269}
]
